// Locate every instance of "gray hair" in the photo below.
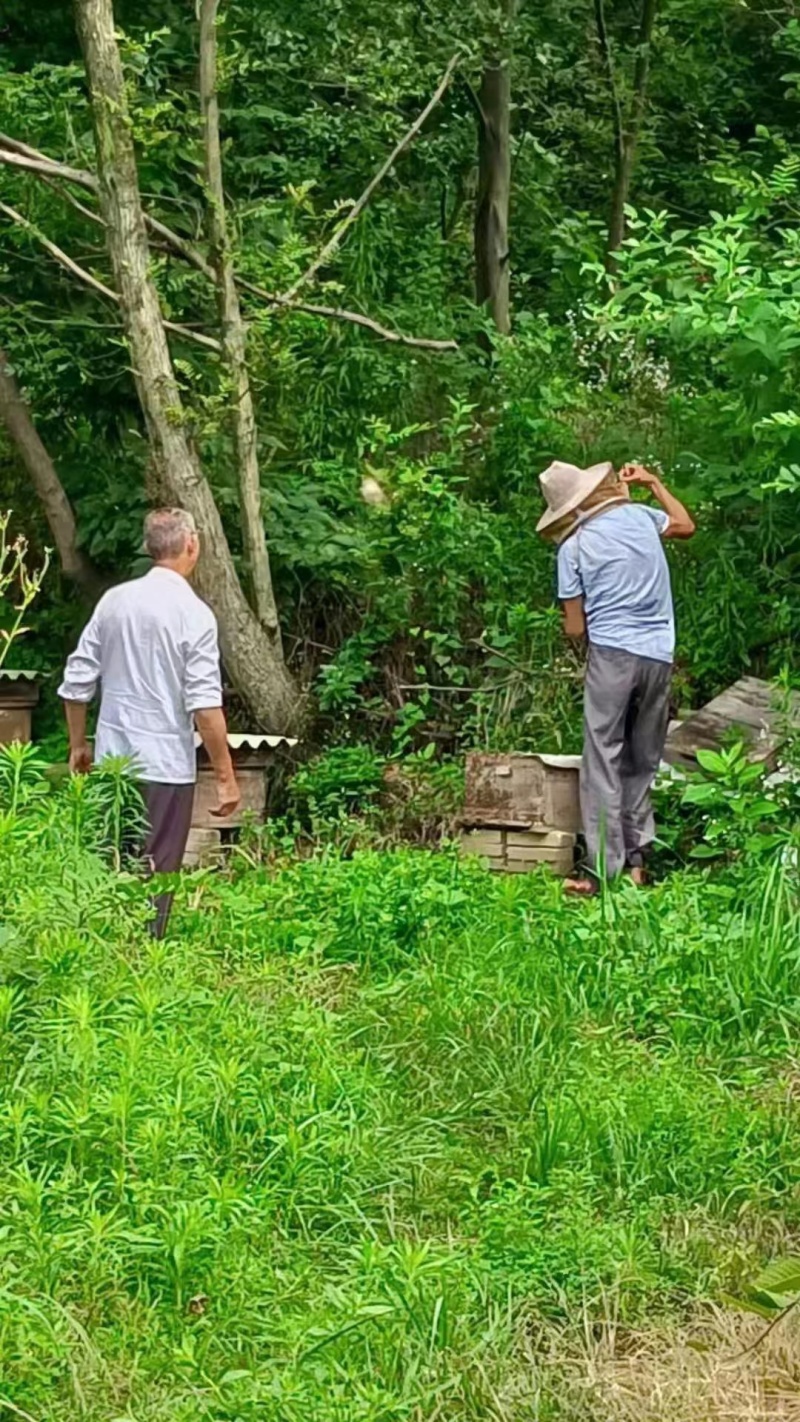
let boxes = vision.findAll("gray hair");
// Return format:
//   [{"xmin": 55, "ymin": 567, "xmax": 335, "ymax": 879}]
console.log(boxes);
[{"xmin": 143, "ymin": 508, "xmax": 197, "ymax": 561}]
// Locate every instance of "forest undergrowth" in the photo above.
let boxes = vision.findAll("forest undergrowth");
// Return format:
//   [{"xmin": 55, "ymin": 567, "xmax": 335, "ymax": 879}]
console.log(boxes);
[{"xmin": 2, "ymin": 756, "xmax": 800, "ymax": 1420}]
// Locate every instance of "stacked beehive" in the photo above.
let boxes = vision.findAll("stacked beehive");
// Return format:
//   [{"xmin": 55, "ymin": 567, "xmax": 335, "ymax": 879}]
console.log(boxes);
[
  {"xmin": 460, "ymin": 752, "xmax": 581, "ymax": 876},
  {"xmin": 184, "ymin": 732, "xmax": 297, "ymax": 866},
  {"xmin": 0, "ymin": 670, "xmax": 40, "ymax": 745}
]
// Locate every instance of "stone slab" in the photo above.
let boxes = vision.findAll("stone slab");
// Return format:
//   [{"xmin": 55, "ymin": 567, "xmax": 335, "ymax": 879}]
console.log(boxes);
[{"xmin": 183, "ymin": 827, "xmax": 223, "ymax": 868}]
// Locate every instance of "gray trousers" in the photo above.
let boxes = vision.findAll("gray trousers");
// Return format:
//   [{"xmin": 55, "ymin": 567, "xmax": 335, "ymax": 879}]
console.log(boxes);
[
  {"xmin": 581, "ymin": 645, "xmax": 671, "ymax": 879},
  {"xmin": 141, "ymin": 782, "xmax": 195, "ymax": 938}
]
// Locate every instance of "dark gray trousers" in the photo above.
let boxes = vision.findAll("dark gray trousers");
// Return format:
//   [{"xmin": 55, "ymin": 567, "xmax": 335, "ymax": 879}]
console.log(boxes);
[
  {"xmin": 581, "ymin": 645, "xmax": 671, "ymax": 879},
  {"xmin": 141, "ymin": 782, "xmax": 195, "ymax": 938}
]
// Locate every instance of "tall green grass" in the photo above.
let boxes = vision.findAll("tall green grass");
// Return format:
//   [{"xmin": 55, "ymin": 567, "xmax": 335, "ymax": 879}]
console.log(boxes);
[{"xmin": 1, "ymin": 792, "xmax": 800, "ymax": 1418}]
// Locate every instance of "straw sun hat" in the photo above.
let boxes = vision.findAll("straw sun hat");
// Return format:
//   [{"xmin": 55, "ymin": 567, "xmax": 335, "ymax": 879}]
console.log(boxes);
[{"xmin": 535, "ymin": 459, "xmax": 616, "ymax": 535}]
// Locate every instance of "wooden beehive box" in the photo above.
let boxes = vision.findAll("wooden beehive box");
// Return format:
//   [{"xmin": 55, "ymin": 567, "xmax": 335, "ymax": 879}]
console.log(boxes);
[
  {"xmin": 460, "ymin": 752, "xmax": 581, "ymax": 876},
  {"xmin": 184, "ymin": 731, "xmax": 297, "ymax": 866},
  {"xmin": 0, "ymin": 670, "xmax": 40, "ymax": 745},
  {"xmin": 463, "ymin": 752, "xmax": 582, "ymax": 832}
]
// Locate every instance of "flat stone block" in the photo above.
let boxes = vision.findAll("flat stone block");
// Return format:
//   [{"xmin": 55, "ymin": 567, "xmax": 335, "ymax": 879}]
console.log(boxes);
[
  {"xmin": 504, "ymin": 853, "xmax": 575, "ymax": 875},
  {"xmin": 460, "ymin": 829, "xmax": 505, "ymax": 857},
  {"xmin": 183, "ymin": 827, "xmax": 223, "ymax": 868},
  {"xmin": 507, "ymin": 843, "xmax": 575, "ymax": 865},
  {"xmin": 505, "ymin": 828, "xmax": 575, "ymax": 850}
]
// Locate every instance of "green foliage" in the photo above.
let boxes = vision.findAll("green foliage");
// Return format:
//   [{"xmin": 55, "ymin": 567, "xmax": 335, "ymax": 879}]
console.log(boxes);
[
  {"xmin": 288, "ymin": 742, "xmax": 387, "ymax": 825},
  {"xmin": 680, "ymin": 743, "xmax": 791, "ymax": 861},
  {"xmin": 0, "ymin": 511, "xmax": 50, "ymax": 669},
  {"xmin": 3, "ymin": 2, "xmax": 800, "ymax": 749},
  {"xmin": 3, "ymin": 771, "xmax": 800, "ymax": 1415}
]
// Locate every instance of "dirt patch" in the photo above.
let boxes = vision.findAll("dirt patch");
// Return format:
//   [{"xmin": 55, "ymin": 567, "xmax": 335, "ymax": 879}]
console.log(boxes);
[{"xmin": 508, "ymin": 1307, "xmax": 800, "ymax": 1421}]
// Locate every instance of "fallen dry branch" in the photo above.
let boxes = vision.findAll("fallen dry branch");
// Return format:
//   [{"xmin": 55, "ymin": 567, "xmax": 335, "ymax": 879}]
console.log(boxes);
[{"xmin": 281, "ymin": 53, "xmax": 460, "ymax": 303}]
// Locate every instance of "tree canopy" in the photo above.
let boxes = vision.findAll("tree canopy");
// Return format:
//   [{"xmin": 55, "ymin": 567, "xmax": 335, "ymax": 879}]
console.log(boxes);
[{"xmin": 1, "ymin": 0, "xmax": 799, "ymax": 748}]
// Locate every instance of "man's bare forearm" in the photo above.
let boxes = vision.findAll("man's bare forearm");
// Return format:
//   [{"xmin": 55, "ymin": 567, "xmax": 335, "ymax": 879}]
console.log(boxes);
[
  {"xmin": 194, "ymin": 707, "xmax": 234, "ymax": 778},
  {"xmin": 63, "ymin": 700, "xmax": 93, "ymax": 773},
  {"xmin": 195, "ymin": 708, "xmax": 241, "ymax": 818},
  {"xmin": 562, "ymin": 597, "xmax": 586, "ymax": 639},
  {"xmin": 621, "ymin": 464, "xmax": 695, "ymax": 538},
  {"xmin": 64, "ymin": 700, "xmax": 88, "ymax": 751},
  {"xmin": 649, "ymin": 477, "xmax": 696, "ymax": 539}
]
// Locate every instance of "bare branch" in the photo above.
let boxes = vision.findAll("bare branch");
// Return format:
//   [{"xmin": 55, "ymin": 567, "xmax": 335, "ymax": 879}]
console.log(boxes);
[
  {"xmin": 40, "ymin": 175, "xmax": 104, "ymax": 227},
  {"xmin": 0, "ymin": 144, "xmax": 99, "ymax": 190},
  {"xmin": 0, "ymin": 137, "xmax": 456, "ymax": 351},
  {"xmin": 238, "ymin": 278, "xmax": 458, "ymax": 351},
  {"xmin": 199, "ymin": 0, "xmax": 279, "ymax": 634},
  {"xmin": 281, "ymin": 52, "xmax": 460, "ymax": 302},
  {"xmin": 0, "ymin": 143, "xmax": 215, "ymax": 277},
  {"xmin": 0, "ymin": 348, "xmax": 102, "ymax": 595},
  {"xmin": 594, "ymin": 0, "xmax": 624, "ymax": 165},
  {"xmin": 0, "ymin": 197, "xmax": 117, "ymax": 299},
  {"xmin": 0, "ymin": 199, "xmax": 221, "ymax": 351}
]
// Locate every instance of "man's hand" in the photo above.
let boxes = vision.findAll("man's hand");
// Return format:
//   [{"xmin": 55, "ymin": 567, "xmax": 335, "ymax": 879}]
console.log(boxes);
[
  {"xmin": 69, "ymin": 742, "xmax": 93, "ymax": 775},
  {"xmin": 620, "ymin": 463, "xmax": 659, "ymax": 488},
  {"xmin": 211, "ymin": 770, "xmax": 241, "ymax": 819}
]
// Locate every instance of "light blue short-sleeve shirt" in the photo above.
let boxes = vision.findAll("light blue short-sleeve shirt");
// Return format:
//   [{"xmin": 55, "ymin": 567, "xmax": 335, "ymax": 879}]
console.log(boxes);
[{"xmin": 557, "ymin": 503, "xmax": 674, "ymax": 664}]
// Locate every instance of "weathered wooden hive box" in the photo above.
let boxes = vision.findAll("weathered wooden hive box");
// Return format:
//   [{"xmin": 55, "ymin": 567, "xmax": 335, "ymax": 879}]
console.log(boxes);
[
  {"xmin": 0, "ymin": 670, "xmax": 40, "ymax": 745},
  {"xmin": 460, "ymin": 752, "xmax": 581, "ymax": 875},
  {"xmin": 184, "ymin": 732, "xmax": 297, "ymax": 866}
]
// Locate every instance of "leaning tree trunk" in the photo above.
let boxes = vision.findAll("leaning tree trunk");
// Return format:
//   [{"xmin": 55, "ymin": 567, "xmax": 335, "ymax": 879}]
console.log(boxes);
[
  {"xmin": 73, "ymin": 0, "xmax": 299, "ymax": 731},
  {"xmin": 604, "ymin": 0, "xmax": 659, "ymax": 261},
  {"xmin": 474, "ymin": 58, "xmax": 511, "ymax": 334},
  {"xmin": 198, "ymin": 0, "xmax": 279, "ymax": 638},
  {"xmin": 0, "ymin": 348, "xmax": 101, "ymax": 597}
]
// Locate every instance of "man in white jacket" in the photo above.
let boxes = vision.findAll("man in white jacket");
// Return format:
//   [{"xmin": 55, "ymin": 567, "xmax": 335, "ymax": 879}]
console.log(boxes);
[{"xmin": 59, "ymin": 508, "xmax": 240, "ymax": 934}]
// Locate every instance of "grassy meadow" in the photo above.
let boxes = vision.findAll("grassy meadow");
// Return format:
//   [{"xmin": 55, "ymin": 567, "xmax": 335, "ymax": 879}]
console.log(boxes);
[{"xmin": 2, "ymin": 774, "xmax": 800, "ymax": 1420}]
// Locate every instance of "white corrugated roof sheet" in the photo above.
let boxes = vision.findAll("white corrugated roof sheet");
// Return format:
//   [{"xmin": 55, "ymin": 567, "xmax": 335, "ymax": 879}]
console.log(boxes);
[{"xmin": 193, "ymin": 732, "xmax": 298, "ymax": 749}]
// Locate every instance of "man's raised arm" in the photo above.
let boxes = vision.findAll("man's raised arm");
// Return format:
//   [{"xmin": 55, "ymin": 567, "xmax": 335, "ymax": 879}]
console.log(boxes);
[{"xmin": 620, "ymin": 464, "xmax": 696, "ymax": 539}]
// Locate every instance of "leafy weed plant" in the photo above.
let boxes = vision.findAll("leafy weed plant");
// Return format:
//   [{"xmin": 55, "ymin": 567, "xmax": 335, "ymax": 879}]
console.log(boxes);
[{"xmin": 1, "ymin": 766, "xmax": 800, "ymax": 1417}]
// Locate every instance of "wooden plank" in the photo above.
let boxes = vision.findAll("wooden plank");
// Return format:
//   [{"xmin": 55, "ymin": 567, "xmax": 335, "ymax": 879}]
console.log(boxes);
[
  {"xmin": 664, "ymin": 677, "xmax": 800, "ymax": 768},
  {"xmin": 191, "ymin": 766, "xmax": 266, "ymax": 830}
]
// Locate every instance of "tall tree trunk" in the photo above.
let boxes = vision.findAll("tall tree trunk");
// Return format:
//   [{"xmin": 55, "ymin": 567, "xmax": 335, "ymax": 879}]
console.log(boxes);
[
  {"xmin": 598, "ymin": 0, "xmax": 659, "ymax": 261},
  {"xmin": 73, "ymin": 0, "xmax": 299, "ymax": 731},
  {"xmin": 474, "ymin": 59, "xmax": 511, "ymax": 334},
  {"xmin": 0, "ymin": 348, "xmax": 101, "ymax": 597},
  {"xmin": 198, "ymin": 0, "xmax": 279, "ymax": 638}
]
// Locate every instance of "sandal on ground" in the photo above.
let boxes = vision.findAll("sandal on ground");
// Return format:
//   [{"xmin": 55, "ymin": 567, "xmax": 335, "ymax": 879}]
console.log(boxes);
[{"xmin": 564, "ymin": 877, "xmax": 599, "ymax": 898}]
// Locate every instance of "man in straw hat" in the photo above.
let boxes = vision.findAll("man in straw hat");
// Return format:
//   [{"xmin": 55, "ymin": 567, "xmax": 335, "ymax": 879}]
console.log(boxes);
[{"xmin": 537, "ymin": 459, "xmax": 695, "ymax": 893}]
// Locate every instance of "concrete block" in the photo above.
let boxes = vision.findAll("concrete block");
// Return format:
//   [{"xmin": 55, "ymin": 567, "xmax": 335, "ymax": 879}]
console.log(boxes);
[
  {"xmin": 504, "ymin": 852, "xmax": 575, "ymax": 875},
  {"xmin": 505, "ymin": 828, "xmax": 574, "ymax": 850},
  {"xmin": 460, "ymin": 829, "xmax": 505, "ymax": 858},
  {"xmin": 183, "ymin": 827, "xmax": 223, "ymax": 868}
]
